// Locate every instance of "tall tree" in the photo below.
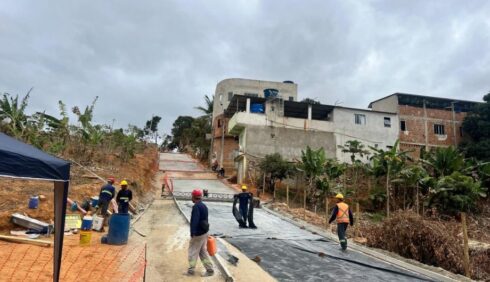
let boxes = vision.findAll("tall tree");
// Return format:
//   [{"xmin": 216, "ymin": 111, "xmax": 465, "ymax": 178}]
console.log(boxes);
[
  {"xmin": 460, "ymin": 92, "xmax": 490, "ymax": 161},
  {"xmin": 170, "ymin": 116, "xmax": 194, "ymax": 150},
  {"xmin": 143, "ymin": 115, "xmax": 162, "ymax": 141}
]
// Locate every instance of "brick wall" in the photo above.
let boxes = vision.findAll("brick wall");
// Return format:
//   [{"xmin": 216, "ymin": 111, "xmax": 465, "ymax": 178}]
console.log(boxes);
[
  {"xmin": 211, "ymin": 113, "xmax": 238, "ymax": 175},
  {"xmin": 398, "ymin": 105, "xmax": 467, "ymax": 149}
]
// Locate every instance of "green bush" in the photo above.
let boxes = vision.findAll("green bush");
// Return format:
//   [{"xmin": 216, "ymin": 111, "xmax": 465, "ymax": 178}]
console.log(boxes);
[{"xmin": 427, "ymin": 172, "xmax": 487, "ymax": 214}]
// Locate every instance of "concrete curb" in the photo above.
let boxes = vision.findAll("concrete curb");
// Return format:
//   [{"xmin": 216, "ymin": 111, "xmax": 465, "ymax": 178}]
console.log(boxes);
[
  {"xmin": 172, "ymin": 196, "xmax": 235, "ymax": 282},
  {"xmin": 261, "ymin": 205, "xmax": 471, "ymax": 282}
]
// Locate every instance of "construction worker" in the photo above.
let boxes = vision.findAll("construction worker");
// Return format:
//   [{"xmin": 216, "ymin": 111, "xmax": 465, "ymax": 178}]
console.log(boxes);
[
  {"xmin": 235, "ymin": 185, "xmax": 252, "ymax": 228},
  {"xmin": 328, "ymin": 193, "xmax": 354, "ymax": 251},
  {"xmin": 187, "ymin": 189, "xmax": 214, "ymax": 276},
  {"xmin": 116, "ymin": 180, "xmax": 132, "ymax": 214},
  {"xmin": 96, "ymin": 177, "xmax": 116, "ymax": 225}
]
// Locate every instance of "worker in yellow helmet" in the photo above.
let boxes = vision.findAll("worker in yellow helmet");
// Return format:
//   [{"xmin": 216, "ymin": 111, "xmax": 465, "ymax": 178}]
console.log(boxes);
[
  {"xmin": 328, "ymin": 193, "xmax": 354, "ymax": 250},
  {"xmin": 232, "ymin": 184, "xmax": 257, "ymax": 229},
  {"xmin": 116, "ymin": 180, "xmax": 133, "ymax": 214}
]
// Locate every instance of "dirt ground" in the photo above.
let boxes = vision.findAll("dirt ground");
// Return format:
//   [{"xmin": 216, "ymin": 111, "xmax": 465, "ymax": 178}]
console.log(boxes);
[{"xmin": 0, "ymin": 147, "xmax": 157, "ymax": 232}]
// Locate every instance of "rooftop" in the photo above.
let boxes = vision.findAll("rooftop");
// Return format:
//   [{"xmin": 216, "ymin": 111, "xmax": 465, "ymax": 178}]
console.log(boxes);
[{"xmin": 368, "ymin": 93, "xmax": 482, "ymax": 112}]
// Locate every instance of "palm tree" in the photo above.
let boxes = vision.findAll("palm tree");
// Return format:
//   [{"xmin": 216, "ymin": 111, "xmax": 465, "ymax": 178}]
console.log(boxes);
[
  {"xmin": 297, "ymin": 146, "xmax": 327, "ymax": 211},
  {"xmin": 370, "ymin": 140, "xmax": 410, "ymax": 217},
  {"xmin": 0, "ymin": 89, "xmax": 32, "ymax": 139},
  {"xmin": 420, "ymin": 146, "xmax": 464, "ymax": 177},
  {"xmin": 338, "ymin": 140, "xmax": 370, "ymax": 200},
  {"xmin": 195, "ymin": 95, "xmax": 214, "ymax": 118}
]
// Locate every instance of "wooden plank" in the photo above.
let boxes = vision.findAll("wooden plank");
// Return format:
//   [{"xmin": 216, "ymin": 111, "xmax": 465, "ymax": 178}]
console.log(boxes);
[{"xmin": 0, "ymin": 235, "xmax": 52, "ymax": 247}]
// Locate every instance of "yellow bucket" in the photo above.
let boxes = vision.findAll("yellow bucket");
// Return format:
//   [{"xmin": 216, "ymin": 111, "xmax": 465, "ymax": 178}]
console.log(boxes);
[{"xmin": 79, "ymin": 230, "xmax": 92, "ymax": 246}]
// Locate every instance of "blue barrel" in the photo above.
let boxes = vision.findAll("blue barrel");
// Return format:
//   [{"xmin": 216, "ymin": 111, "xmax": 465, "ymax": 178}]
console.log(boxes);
[
  {"xmin": 28, "ymin": 196, "xmax": 39, "ymax": 209},
  {"xmin": 91, "ymin": 196, "xmax": 99, "ymax": 207},
  {"xmin": 251, "ymin": 103, "xmax": 265, "ymax": 113},
  {"xmin": 81, "ymin": 216, "xmax": 93, "ymax": 231},
  {"xmin": 106, "ymin": 213, "xmax": 130, "ymax": 245}
]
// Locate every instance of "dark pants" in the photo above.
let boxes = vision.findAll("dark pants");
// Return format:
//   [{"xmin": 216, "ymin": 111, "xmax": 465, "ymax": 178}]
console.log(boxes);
[
  {"xmin": 118, "ymin": 202, "xmax": 129, "ymax": 214},
  {"xmin": 239, "ymin": 206, "xmax": 248, "ymax": 226},
  {"xmin": 337, "ymin": 223, "xmax": 349, "ymax": 250},
  {"xmin": 98, "ymin": 199, "xmax": 110, "ymax": 217}
]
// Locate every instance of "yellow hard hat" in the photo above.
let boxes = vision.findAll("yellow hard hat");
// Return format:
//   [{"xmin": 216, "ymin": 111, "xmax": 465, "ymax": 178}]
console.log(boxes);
[
  {"xmin": 120, "ymin": 180, "xmax": 128, "ymax": 186},
  {"xmin": 335, "ymin": 193, "xmax": 344, "ymax": 199},
  {"xmin": 241, "ymin": 185, "xmax": 247, "ymax": 190}
]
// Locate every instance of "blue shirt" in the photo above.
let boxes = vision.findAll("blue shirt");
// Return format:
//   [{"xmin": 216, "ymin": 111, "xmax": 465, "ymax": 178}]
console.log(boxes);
[
  {"xmin": 237, "ymin": 192, "xmax": 252, "ymax": 209},
  {"xmin": 190, "ymin": 201, "xmax": 209, "ymax": 236},
  {"xmin": 99, "ymin": 183, "xmax": 115, "ymax": 202}
]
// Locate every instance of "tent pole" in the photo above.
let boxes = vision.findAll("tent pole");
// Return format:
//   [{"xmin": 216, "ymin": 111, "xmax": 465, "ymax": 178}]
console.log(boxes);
[{"xmin": 53, "ymin": 181, "xmax": 69, "ymax": 282}]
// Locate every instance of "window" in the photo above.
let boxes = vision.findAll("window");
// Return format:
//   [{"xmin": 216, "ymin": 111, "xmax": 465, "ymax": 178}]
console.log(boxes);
[
  {"xmin": 244, "ymin": 92, "xmax": 258, "ymax": 97},
  {"xmin": 400, "ymin": 120, "xmax": 407, "ymax": 131},
  {"xmin": 387, "ymin": 145, "xmax": 393, "ymax": 150},
  {"xmin": 434, "ymin": 124, "xmax": 445, "ymax": 135},
  {"xmin": 217, "ymin": 119, "xmax": 222, "ymax": 128},
  {"xmin": 354, "ymin": 114, "xmax": 366, "ymax": 125},
  {"xmin": 228, "ymin": 92, "xmax": 233, "ymax": 101},
  {"xmin": 288, "ymin": 96, "xmax": 294, "ymax": 101},
  {"xmin": 384, "ymin": 117, "xmax": 391, "ymax": 128}
]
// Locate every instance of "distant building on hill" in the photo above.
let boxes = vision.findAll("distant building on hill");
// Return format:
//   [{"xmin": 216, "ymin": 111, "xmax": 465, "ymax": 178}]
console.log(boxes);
[{"xmin": 369, "ymin": 93, "xmax": 481, "ymax": 158}]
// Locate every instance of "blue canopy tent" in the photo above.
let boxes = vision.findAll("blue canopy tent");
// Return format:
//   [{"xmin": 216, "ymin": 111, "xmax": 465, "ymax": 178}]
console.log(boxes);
[{"xmin": 0, "ymin": 133, "xmax": 70, "ymax": 282}]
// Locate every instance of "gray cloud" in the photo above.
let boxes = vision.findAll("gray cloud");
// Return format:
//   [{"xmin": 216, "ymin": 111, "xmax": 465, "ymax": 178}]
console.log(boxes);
[{"xmin": 1, "ymin": 0, "xmax": 489, "ymax": 135}]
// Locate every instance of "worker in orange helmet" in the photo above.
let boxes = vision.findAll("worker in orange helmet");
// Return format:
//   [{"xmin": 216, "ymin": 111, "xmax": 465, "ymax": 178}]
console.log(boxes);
[{"xmin": 328, "ymin": 193, "xmax": 354, "ymax": 251}]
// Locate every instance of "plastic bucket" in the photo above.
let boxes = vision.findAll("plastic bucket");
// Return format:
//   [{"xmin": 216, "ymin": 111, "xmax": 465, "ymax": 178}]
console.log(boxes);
[
  {"xmin": 81, "ymin": 216, "xmax": 93, "ymax": 230},
  {"xmin": 91, "ymin": 196, "xmax": 99, "ymax": 207},
  {"xmin": 79, "ymin": 230, "xmax": 92, "ymax": 246},
  {"xmin": 106, "ymin": 213, "xmax": 130, "ymax": 245},
  {"xmin": 92, "ymin": 215, "xmax": 104, "ymax": 231},
  {"xmin": 28, "ymin": 196, "xmax": 39, "ymax": 209}
]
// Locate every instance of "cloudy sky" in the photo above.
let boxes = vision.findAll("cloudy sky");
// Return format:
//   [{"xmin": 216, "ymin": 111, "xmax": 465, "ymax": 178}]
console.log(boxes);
[{"xmin": 1, "ymin": 1, "xmax": 489, "ymax": 135}]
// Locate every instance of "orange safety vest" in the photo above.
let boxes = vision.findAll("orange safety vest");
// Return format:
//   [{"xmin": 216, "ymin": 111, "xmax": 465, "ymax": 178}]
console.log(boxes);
[{"xmin": 336, "ymin": 202, "xmax": 350, "ymax": 223}]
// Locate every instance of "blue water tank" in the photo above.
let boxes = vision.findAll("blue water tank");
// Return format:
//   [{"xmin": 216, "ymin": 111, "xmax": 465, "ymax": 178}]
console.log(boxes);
[
  {"xmin": 250, "ymin": 103, "xmax": 265, "ymax": 113},
  {"xmin": 106, "ymin": 213, "xmax": 130, "ymax": 245},
  {"xmin": 264, "ymin": 89, "xmax": 279, "ymax": 98}
]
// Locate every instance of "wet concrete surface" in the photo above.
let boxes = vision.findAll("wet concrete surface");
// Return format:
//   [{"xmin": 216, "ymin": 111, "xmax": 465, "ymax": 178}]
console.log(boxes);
[
  {"xmin": 173, "ymin": 179, "xmax": 237, "ymax": 195},
  {"xmin": 160, "ymin": 153, "xmax": 196, "ymax": 162},
  {"xmin": 160, "ymin": 160, "xmax": 203, "ymax": 171},
  {"xmin": 177, "ymin": 201, "xmax": 431, "ymax": 282}
]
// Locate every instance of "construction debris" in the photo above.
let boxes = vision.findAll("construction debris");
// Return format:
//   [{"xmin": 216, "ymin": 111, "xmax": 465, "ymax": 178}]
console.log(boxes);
[
  {"xmin": 0, "ymin": 234, "xmax": 52, "ymax": 247},
  {"xmin": 11, "ymin": 213, "xmax": 52, "ymax": 233}
]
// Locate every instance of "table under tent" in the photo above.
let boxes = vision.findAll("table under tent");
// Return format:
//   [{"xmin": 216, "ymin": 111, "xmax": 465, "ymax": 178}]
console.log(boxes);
[{"xmin": 0, "ymin": 132, "xmax": 70, "ymax": 282}]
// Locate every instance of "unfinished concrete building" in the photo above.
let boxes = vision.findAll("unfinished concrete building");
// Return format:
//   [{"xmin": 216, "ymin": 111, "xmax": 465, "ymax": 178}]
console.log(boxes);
[
  {"xmin": 225, "ymin": 95, "xmax": 398, "ymax": 183},
  {"xmin": 211, "ymin": 78, "xmax": 298, "ymax": 176},
  {"xmin": 369, "ymin": 93, "xmax": 481, "ymax": 158}
]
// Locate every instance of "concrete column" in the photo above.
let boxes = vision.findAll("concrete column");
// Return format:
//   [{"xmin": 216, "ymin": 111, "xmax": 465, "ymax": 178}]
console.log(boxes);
[
  {"xmin": 246, "ymin": 98, "xmax": 251, "ymax": 113},
  {"xmin": 307, "ymin": 105, "xmax": 312, "ymax": 120},
  {"xmin": 451, "ymin": 102, "xmax": 457, "ymax": 146}
]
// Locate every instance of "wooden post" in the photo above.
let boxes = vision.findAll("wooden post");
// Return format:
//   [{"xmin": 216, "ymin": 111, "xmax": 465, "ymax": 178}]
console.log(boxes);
[
  {"xmin": 461, "ymin": 212, "xmax": 471, "ymax": 278},
  {"xmin": 304, "ymin": 185, "xmax": 307, "ymax": 221},
  {"xmin": 286, "ymin": 185, "xmax": 289, "ymax": 208},
  {"xmin": 325, "ymin": 196, "xmax": 329, "ymax": 229},
  {"xmin": 273, "ymin": 185, "xmax": 276, "ymax": 202},
  {"xmin": 355, "ymin": 202, "xmax": 360, "ymax": 238}
]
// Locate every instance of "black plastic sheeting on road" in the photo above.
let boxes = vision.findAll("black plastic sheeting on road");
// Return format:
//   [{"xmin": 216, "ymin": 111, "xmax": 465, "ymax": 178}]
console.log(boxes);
[{"xmin": 178, "ymin": 200, "xmax": 432, "ymax": 282}]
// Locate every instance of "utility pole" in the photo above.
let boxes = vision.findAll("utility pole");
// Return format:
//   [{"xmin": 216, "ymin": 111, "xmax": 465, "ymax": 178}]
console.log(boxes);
[{"xmin": 219, "ymin": 95, "xmax": 225, "ymax": 171}]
